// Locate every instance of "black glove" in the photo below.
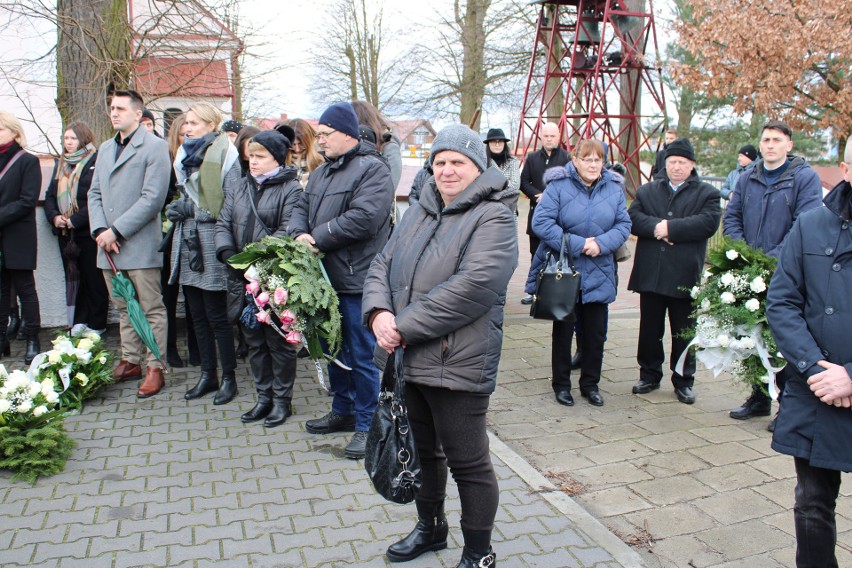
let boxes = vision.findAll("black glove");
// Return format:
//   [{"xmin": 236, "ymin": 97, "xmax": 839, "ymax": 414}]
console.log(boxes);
[{"xmin": 165, "ymin": 199, "xmax": 194, "ymax": 222}]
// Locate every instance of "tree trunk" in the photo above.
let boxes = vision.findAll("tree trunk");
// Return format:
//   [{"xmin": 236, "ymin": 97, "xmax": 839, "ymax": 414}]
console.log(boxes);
[
  {"xmin": 618, "ymin": 0, "xmax": 644, "ymax": 195},
  {"xmin": 457, "ymin": 0, "xmax": 490, "ymax": 131},
  {"xmin": 676, "ymin": 87, "xmax": 695, "ymax": 132},
  {"xmin": 56, "ymin": 0, "xmax": 131, "ymax": 142}
]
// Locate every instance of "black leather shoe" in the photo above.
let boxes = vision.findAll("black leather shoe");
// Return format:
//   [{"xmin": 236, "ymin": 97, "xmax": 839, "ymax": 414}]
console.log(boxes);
[
  {"xmin": 729, "ymin": 392, "xmax": 771, "ymax": 420},
  {"xmin": 767, "ymin": 413, "xmax": 778, "ymax": 432},
  {"xmin": 456, "ymin": 546, "xmax": 496, "ymax": 568},
  {"xmin": 675, "ymin": 387, "xmax": 696, "ymax": 404},
  {"xmin": 632, "ymin": 380, "xmax": 661, "ymax": 394},
  {"xmin": 344, "ymin": 431, "xmax": 369, "ymax": 459},
  {"xmin": 570, "ymin": 350, "xmax": 583, "ymax": 370},
  {"xmin": 167, "ymin": 348, "xmax": 185, "ymax": 368},
  {"xmin": 241, "ymin": 395, "xmax": 273, "ymax": 423},
  {"xmin": 184, "ymin": 371, "xmax": 219, "ymax": 400},
  {"xmin": 582, "ymin": 390, "xmax": 604, "ymax": 406},
  {"xmin": 554, "ymin": 390, "xmax": 574, "ymax": 407},
  {"xmin": 305, "ymin": 411, "xmax": 356, "ymax": 434},
  {"xmin": 213, "ymin": 374, "xmax": 238, "ymax": 405},
  {"xmin": 387, "ymin": 501, "xmax": 448, "ymax": 562},
  {"xmin": 24, "ymin": 336, "xmax": 40, "ymax": 365},
  {"xmin": 263, "ymin": 398, "xmax": 293, "ymax": 428},
  {"xmin": 520, "ymin": 294, "xmax": 533, "ymax": 305}
]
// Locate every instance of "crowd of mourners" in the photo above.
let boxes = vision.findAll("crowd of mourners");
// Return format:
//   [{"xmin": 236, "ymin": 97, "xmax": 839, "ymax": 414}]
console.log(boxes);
[{"xmin": 0, "ymin": 90, "xmax": 850, "ymax": 566}]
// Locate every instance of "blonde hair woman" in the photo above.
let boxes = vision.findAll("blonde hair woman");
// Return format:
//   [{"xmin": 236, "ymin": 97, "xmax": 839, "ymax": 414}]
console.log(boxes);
[
  {"xmin": 0, "ymin": 112, "xmax": 42, "ymax": 363},
  {"xmin": 165, "ymin": 102, "xmax": 241, "ymax": 404},
  {"xmin": 286, "ymin": 118, "xmax": 323, "ymax": 187}
]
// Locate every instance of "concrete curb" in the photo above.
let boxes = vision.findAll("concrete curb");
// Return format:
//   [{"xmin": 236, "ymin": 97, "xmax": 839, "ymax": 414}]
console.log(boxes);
[{"xmin": 488, "ymin": 432, "xmax": 646, "ymax": 567}]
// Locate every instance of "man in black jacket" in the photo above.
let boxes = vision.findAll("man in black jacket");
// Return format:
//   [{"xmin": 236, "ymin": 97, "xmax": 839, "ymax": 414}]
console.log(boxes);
[
  {"xmin": 289, "ymin": 102, "xmax": 395, "ymax": 459},
  {"xmin": 628, "ymin": 138, "xmax": 721, "ymax": 404},
  {"xmin": 519, "ymin": 122, "xmax": 569, "ymax": 304}
]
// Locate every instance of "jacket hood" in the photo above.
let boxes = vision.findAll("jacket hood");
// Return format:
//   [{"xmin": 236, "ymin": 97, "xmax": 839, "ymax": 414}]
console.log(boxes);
[
  {"xmin": 543, "ymin": 161, "xmax": 623, "ymax": 187},
  {"xmin": 823, "ymin": 179, "xmax": 852, "ymax": 220},
  {"xmin": 419, "ymin": 167, "xmax": 509, "ymax": 216}
]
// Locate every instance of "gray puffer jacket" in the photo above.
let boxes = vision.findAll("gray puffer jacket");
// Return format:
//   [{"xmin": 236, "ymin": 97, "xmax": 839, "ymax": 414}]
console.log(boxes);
[
  {"xmin": 362, "ymin": 167, "xmax": 518, "ymax": 394},
  {"xmin": 215, "ymin": 166, "xmax": 302, "ymax": 259}
]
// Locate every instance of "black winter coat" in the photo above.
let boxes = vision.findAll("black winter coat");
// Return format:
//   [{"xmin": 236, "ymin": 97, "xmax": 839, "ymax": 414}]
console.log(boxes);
[
  {"xmin": 44, "ymin": 152, "xmax": 99, "ymax": 241},
  {"xmin": 362, "ymin": 168, "xmax": 518, "ymax": 394},
  {"xmin": 520, "ymin": 147, "xmax": 569, "ymax": 236},
  {"xmin": 0, "ymin": 143, "xmax": 41, "ymax": 270},
  {"xmin": 768, "ymin": 180, "xmax": 852, "ymax": 472},
  {"xmin": 288, "ymin": 142, "xmax": 394, "ymax": 294},
  {"xmin": 628, "ymin": 175, "xmax": 721, "ymax": 298}
]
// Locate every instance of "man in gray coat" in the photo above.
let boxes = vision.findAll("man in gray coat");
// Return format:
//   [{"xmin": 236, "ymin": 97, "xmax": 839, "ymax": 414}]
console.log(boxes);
[{"xmin": 88, "ymin": 90, "xmax": 171, "ymax": 398}]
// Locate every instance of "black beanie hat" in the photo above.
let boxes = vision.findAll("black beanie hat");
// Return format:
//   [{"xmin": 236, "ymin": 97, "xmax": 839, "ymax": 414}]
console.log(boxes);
[
  {"xmin": 221, "ymin": 120, "xmax": 243, "ymax": 134},
  {"xmin": 665, "ymin": 137, "xmax": 696, "ymax": 162},
  {"xmin": 738, "ymin": 144, "xmax": 758, "ymax": 161},
  {"xmin": 251, "ymin": 130, "xmax": 291, "ymax": 166},
  {"xmin": 141, "ymin": 109, "xmax": 155, "ymax": 123},
  {"xmin": 318, "ymin": 102, "xmax": 360, "ymax": 139},
  {"xmin": 274, "ymin": 124, "xmax": 296, "ymax": 146}
]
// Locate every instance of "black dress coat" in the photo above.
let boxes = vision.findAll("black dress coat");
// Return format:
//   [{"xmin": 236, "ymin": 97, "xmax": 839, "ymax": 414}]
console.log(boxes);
[
  {"xmin": 627, "ymin": 174, "xmax": 721, "ymax": 298},
  {"xmin": 0, "ymin": 143, "xmax": 42, "ymax": 270},
  {"xmin": 519, "ymin": 146, "xmax": 570, "ymax": 236},
  {"xmin": 43, "ymin": 152, "xmax": 99, "ymax": 241}
]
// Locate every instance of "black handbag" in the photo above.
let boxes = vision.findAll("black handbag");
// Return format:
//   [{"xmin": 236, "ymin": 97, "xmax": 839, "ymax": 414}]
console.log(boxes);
[
  {"xmin": 530, "ymin": 233, "xmax": 582, "ymax": 321},
  {"xmin": 364, "ymin": 346, "xmax": 421, "ymax": 504}
]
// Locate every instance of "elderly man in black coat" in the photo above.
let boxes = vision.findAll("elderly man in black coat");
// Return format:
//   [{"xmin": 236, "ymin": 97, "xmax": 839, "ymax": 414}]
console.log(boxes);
[
  {"xmin": 766, "ymin": 141, "xmax": 852, "ymax": 568},
  {"xmin": 627, "ymin": 138, "xmax": 721, "ymax": 404}
]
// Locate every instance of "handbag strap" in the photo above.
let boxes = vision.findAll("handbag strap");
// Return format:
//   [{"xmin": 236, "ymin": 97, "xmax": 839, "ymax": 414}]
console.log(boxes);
[
  {"xmin": 392, "ymin": 345, "xmax": 406, "ymax": 405},
  {"xmin": 559, "ymin": 232, "xmax": 576, "ymax": 271},
  {"xmin": 248, "ymin": 187, "xmax": 273, "ymax": 236},
  {"xmin": 0, "ymin": 150, "xmax": 26, "ymax": 184}
]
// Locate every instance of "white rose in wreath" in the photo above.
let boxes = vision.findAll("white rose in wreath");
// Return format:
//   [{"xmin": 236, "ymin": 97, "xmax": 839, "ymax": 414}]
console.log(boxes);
[
  {"xmin": 720, "ymin": 291, "xmax": 736, "ymax": 304},
  {"xmin": 690, "ymin": 286, "xmax": 700, "ymax": 299},
  {"xmin": 720, "ymin": 272, "xmax": 735, "ymax": 287},
  {"xmin": 717, "ymin": 334, "xmax": 731, "ymax": 347},
  {"xmin": 749, "ymin": 276, "xmax": 767, "ymax": 293},
  {"xmin": 745, "ymin": 298, "xmax": 761, "ymax": 312},
  {"xmin": 701, "ymin": 298, "xmax": 711, "ymax": 310},
  {"xmin": 726, "ymin": 249, "xmax": 739, "ymax": 260},
  {"xmin": 741, "ymin": 337, "xmax": 756, "ymax": 349},
  {"xmin": 0, "ymin": 399, "xmax": 11, "ymax": 413}
]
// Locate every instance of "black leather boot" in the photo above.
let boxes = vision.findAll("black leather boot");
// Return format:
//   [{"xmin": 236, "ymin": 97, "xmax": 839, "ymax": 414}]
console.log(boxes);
[
  {"xmin": 263, "ymin": 398, "xmax": 293, "ymax": 428},
  {"xmin": 7, "ymin": 309, "xmax": 21, "ymax": 340},
  {"xmin": 184, "ymin": 371, "xmax": 219, "ymax": 400},
  {"xmin": 24, "ymin": 335, "xmax": 40, "ymax": 365},
  {"xmin": 213, "ymin": 373, "xmax": 238, "ymax": 405},
  {"xmin": 386, "ymin": 500, "xmax": 448, "ymax": 562},
  {"xmin": 0, "ymin": 336, "xmax": 10, "ymax": 357},
  {"xmin": 241, "ymin": 393, "xmax": 273, "ymax": 423},
  {"xmin": 456, "ymin": 529, "xmax": 495, "ymax": 568}
]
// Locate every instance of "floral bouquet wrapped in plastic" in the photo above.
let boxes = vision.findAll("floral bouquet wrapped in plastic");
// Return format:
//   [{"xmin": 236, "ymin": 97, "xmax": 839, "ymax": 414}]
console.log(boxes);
[
  {"xmin": 33, "ymin": 331, "xmax": 115, "ymax": 411},
  {"xmin": 680, "ymin": 236, "xmax": 786, "ymax": 397}
]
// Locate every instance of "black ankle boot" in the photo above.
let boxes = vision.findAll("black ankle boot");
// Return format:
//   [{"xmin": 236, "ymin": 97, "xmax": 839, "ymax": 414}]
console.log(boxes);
[
  {"xmin": 7, "ymin": 310, "xmax": 20, "ymax": 340},
  {"xmin": 241, "ymin": 394, "xmax": 273, "ymax": 423},
  {"xmin": 0, "ymin": 336, "xmax": 9, "ymax": 357},
  {"xmin": 386, "ymin": 500, "xmax": 448, "ymax": 562},
  {"xmin": 24, "ymin": 336, "xmax": 40, "ymax": 365},
  {"xmin": 213, "ymin": 373, "xmax": 238, "ymax": 405},
  {"xmin": 184, "ymin": 371, "xmax": 219, "ymax": 400},
  {"xmin": 456, "ymin": 529, "xmax": 495, "ymax": 568},
  {"xmin": 263, "ymin": 398, "xmax": 292, "ymax": 428}
]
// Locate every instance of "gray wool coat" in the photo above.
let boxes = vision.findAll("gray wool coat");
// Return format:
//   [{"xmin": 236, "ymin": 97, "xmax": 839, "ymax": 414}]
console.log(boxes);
[{"xmin": 88, "ymin": 128, "xmax": 172, "ymax": 270}]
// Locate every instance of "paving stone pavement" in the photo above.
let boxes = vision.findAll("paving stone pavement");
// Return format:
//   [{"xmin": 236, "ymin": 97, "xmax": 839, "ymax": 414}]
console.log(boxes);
[{"xmin": 0, "ymin": 331, "xmax": 642, "ymax": 568}]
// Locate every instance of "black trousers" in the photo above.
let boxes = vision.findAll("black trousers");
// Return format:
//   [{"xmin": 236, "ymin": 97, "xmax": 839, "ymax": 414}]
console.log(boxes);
[
  {"xmin": 793, "ymin": 457, "xmax": 841, "ymax": 568},
  {"xmin": 748, "ymin": 364, "xmax": 791, "ymax": 404},
  {"xmin": 241, "ymin": 322, "xmax": 297, "ymax": 400},
  {"xmin": 406, "ymin": 383, "xmax": 498, "ymax": 532},
  {"xmin": 161, "ymin": 252, "xmax": 199, "ymax": 360},
  {"xmin": 183, "ymin": 286, "xmax": 235, "ymax": 375},
  {"xmin": 552, "ymin": 301, "xmax": 608, "ymax": 394},
  {"xmin": 59, "ymin": 235, "xmax": 109, "ymax": 330},
  {"xmin": 637, "ymin": 292, "xmax": 695, "ymax": 389},
  {"xmin": 0, "ymin": 268, "xmax": 39, "ymax": 337}
]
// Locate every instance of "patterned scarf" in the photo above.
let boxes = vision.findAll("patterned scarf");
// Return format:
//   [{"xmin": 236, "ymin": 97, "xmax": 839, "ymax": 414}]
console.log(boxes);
[{"xmin": 55, "ymin": 144, "xmax": 95, "ymax": 217}]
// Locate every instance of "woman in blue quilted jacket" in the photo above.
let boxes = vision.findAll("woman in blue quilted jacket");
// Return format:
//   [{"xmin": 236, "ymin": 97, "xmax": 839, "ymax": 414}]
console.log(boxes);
[{"xmin": 526, "ymin": 139, "xmax": 631, "ymax": 407}]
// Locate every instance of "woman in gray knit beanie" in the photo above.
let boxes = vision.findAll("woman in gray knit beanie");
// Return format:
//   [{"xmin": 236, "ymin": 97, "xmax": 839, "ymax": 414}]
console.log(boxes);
[{"xmin": 362, "ymin": 123, "xmax": 517, "ymax": 567}]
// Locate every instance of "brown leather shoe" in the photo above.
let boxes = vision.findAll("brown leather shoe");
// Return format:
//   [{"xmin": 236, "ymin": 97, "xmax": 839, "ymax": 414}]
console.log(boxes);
[
  {"xmin": 113, "ymin": 360, "xmax": 142, "ymax": 382},
  {"xmin": 137, "ymin": 367, "xmax": 165, "ymax": 398}
]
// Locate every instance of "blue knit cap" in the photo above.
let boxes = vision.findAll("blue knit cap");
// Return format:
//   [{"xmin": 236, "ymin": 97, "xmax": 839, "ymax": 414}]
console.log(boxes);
[{"xmin": 318, "ymin": 102, "xmax": 360, "ymax": 140}]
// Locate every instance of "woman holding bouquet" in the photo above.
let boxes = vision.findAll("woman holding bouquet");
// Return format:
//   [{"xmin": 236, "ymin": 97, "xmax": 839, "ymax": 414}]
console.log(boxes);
[
  {"xmin": 362, "ymin": 124, "xmax": 517, "ymax": 567},
  {"xmin": 165, "ymin": 102, "xmax": 240, "ymax": 405},
  {"xmin": 215, "ymin": 130, "xmax": 303, "ymax": 427}
]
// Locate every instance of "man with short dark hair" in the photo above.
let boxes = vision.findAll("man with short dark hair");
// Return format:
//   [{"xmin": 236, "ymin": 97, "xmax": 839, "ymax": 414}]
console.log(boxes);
[
  {"xmin": 289, "ymin": 101, "xmax": 395, "ymax": 459},
  {"xmin": 519, "ymin": 122, "xmax": 569, "ymax": 305},
  {"xmin": 766, "ymin": 139, "xmax": 852, "ymax": 568},
  {"xmin": 724, "ymin": 120, "xmax": 822, "ymax": 429},
  {"xmin": 89, "ymin": 89, "xmax": 171, "ymax": 398},
  {"xmin": 628, "ymin": 137, "xmax": 721, "ymax": 404}
]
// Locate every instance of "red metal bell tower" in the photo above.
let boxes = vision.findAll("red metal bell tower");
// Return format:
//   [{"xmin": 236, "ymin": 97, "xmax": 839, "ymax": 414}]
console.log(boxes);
[{"xmin": 516, "ymin": 0, "xmax": 667, "ymax": 194}]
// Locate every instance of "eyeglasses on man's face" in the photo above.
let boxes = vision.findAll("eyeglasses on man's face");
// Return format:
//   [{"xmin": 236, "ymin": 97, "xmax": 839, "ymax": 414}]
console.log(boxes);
[{"xmin": 316, "ymin": 129, "xmax": 337, "ymax": 141}]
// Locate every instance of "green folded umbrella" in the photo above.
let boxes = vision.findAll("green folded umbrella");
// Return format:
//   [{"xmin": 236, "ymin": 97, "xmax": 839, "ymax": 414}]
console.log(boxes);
[{"xmin": 105, "ymin": 252, "xmax": 163, "ymax": 363}]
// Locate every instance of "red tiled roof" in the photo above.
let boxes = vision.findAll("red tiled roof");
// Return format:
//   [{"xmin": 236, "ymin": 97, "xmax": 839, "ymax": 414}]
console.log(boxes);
[
  {"xmin": 135, "ymin": 57, "xmax": 232, "ymax": 98},
  {"xmin": 391, "ymin": 119, "xmax": 435, "ymax": 141},
  {"xmin": 812, "ymin": 165, "xmax": 844, "ymax": 191}
]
